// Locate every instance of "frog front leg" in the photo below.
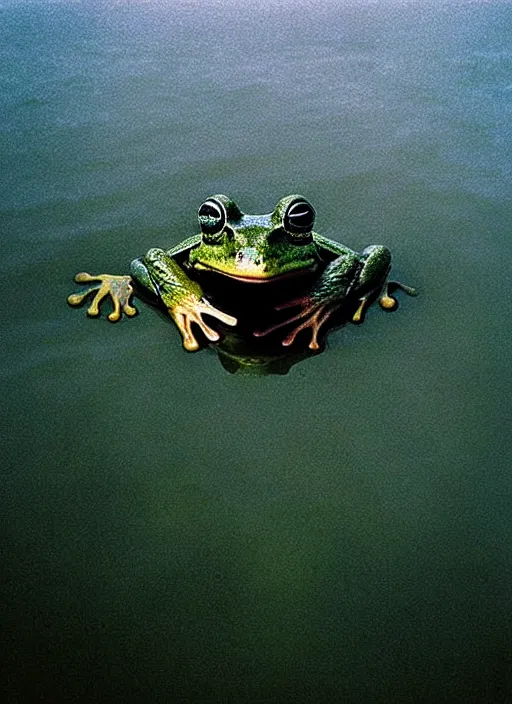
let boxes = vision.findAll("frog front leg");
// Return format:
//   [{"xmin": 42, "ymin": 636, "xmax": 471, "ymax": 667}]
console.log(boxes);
[
  {"xmin": 255, "ymin": 245, "xmax": 416, "ymax": 350},
  {"xmin": 131, "ymin": 248, "xmax": 236, "ymax": 352},
  {"xmin": 254, "ymin": 253, "xmax": 363, "ymax": 350}
]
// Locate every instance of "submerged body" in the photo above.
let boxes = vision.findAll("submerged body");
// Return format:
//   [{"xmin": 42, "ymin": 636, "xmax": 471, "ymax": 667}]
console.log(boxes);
[{"xmin": 68, "ymin": 194, "xmax": 416, "ymax": 350}]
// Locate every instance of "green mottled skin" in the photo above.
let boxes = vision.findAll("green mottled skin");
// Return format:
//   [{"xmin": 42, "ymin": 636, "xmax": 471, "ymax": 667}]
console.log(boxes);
[
  {"xmin": 189, "ymin": 225, "xmax": 319, "ymax": 278},
  {"xmin": 69, "ymin": 194, "xmax": 416, "ymax": 351}
]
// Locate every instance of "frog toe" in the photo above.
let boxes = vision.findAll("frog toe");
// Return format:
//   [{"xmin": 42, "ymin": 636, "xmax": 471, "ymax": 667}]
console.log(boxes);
[
  {"xmin": 123, "ymin": 302, "xmax": 138, "ymax": 317},
  {"xmin": 393, "ymin": 281, "xmax": 418, "ymax": 297},
  {"xmin": 352, "ymin": 295, "xmax": 371, "ymax": 323},
  {"xmin": 199, "ymin": 300, "xmax": 237, "ymax": 328},
  {"xmin": 181, "ymin": 316, "xmax": 202, "ymax": 351},
  {"xmin": 194, "ymin": 316, "xmax": 221, "ymax": 344},
  {"xmin": 107, "ymin": 300, "xmax": 122, "ymax": 321},
  {"xmin": 255, "ymin": 297, "xmax": 335, "ymax": 350},
  {"xmin": 67, "ymin": 290, "xmax": 94, "ymax": 307},
  {"xmin": 183, "ymin": 337, "xmax": 200, "ymax": 352},
  {"xmin": 74, "ymin": 272, "xmax": 97, "ymax": 284},
  {"xmin": 379, "ymin": 293, "xmax": 398, "ymax": 311},
  {"xmin": 378, "ymin": 280, "xmax": 417, "ymax": 311},
  {"xmin": 169, "ymin": 296, "xmax": 234, "ymax": 352}
]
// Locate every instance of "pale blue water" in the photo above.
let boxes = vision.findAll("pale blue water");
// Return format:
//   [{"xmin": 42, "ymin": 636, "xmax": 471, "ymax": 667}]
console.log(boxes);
[{"xmin": 2, "ymin": 1, "xmax": 512, "ymax": 702}]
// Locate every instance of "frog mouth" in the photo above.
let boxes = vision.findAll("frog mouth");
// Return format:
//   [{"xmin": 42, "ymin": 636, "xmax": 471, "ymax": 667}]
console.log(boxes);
[{"xmin": 197, "ymin": 260, "xmax": 318, "ymax": 283}]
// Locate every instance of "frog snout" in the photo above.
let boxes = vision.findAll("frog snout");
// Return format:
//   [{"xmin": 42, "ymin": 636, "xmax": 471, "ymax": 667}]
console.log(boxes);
[{"xmin": 236, "ymin": 248, "xmax": 262, "ymax": 270}]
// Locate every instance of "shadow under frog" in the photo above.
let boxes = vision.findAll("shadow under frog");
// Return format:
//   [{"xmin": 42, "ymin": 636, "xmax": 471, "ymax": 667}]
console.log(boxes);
[{"xmin": 68, "ymin": 194, "xmax": 417, "ymax": 374}]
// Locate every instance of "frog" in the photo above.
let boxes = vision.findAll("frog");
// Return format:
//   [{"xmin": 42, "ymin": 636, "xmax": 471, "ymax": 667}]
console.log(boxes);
[{"xmin": 68, "ymin": 194, "xmax": 417, "ymax": 351}]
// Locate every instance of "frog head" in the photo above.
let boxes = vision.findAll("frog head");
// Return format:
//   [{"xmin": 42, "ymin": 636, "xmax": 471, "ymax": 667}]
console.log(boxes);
[{"xmin": 188, "ymin": 194, "xmax": 321, "ymax": 282}]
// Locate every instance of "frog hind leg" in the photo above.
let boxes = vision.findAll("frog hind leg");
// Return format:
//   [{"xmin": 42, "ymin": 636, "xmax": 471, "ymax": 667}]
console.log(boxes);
[
  {"xmin": 354, "ymin": 244, "xmax": 417, "ymax": 314},
  {"xmin": 67, "ymin": 272, "xmax": 137, "ymax": 321},
  {"xmin": 348, "ymin": 245, "xmax": 391, "ymax": 323},
  {"xmin": 254, "ymin": 254, "xmax": 361, "ymax": 350},
  {"xmin": 352, "ymin": 246, "xmax": 418, "ymax": 322}
]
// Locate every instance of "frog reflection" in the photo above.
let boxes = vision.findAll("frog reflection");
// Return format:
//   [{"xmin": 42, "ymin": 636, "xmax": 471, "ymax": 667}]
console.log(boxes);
[{"xmin": 68, "ymin": 194, "xmax": 416, "ymax": 356}]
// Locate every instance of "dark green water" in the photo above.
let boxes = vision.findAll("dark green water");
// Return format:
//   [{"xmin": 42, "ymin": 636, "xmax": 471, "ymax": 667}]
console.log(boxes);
[{"xmin": 2, "ymin": 0, "xmax": 512, "ymax": 701}]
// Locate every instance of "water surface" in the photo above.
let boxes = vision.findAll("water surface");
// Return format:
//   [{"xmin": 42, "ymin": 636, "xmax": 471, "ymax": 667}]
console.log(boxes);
[{"xmin": 2, "ymin": 1, "xmax": 512, "ymax": 701}]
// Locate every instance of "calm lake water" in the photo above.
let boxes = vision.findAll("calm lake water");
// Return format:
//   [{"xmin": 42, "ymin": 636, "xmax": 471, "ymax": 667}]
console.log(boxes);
[{"xmin": 2, "ymin": 0, "xmax": 512, "ymax": 701}]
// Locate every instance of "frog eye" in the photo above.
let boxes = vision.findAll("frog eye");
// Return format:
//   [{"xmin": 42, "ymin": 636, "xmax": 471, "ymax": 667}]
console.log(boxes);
[
  {"xmin": 284, "ymin": 199, "xmax": 315, "ymax": 239},
  {"xmin": 198, "ymin": 199, "xmax": 226, "ymax": 241}
]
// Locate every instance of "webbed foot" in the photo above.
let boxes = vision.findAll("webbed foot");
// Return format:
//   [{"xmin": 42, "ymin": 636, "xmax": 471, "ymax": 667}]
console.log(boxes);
[
  {"xmin": 67, "ymin": 272, "xmax": 137, "ymax": 321},
  {"xmin": 169, "ymin": 295, "xmax": 237, "ymax": 352},
  {"xmin": 254, "ymin": 296, "xmax": 338, "ymax": 351}
]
